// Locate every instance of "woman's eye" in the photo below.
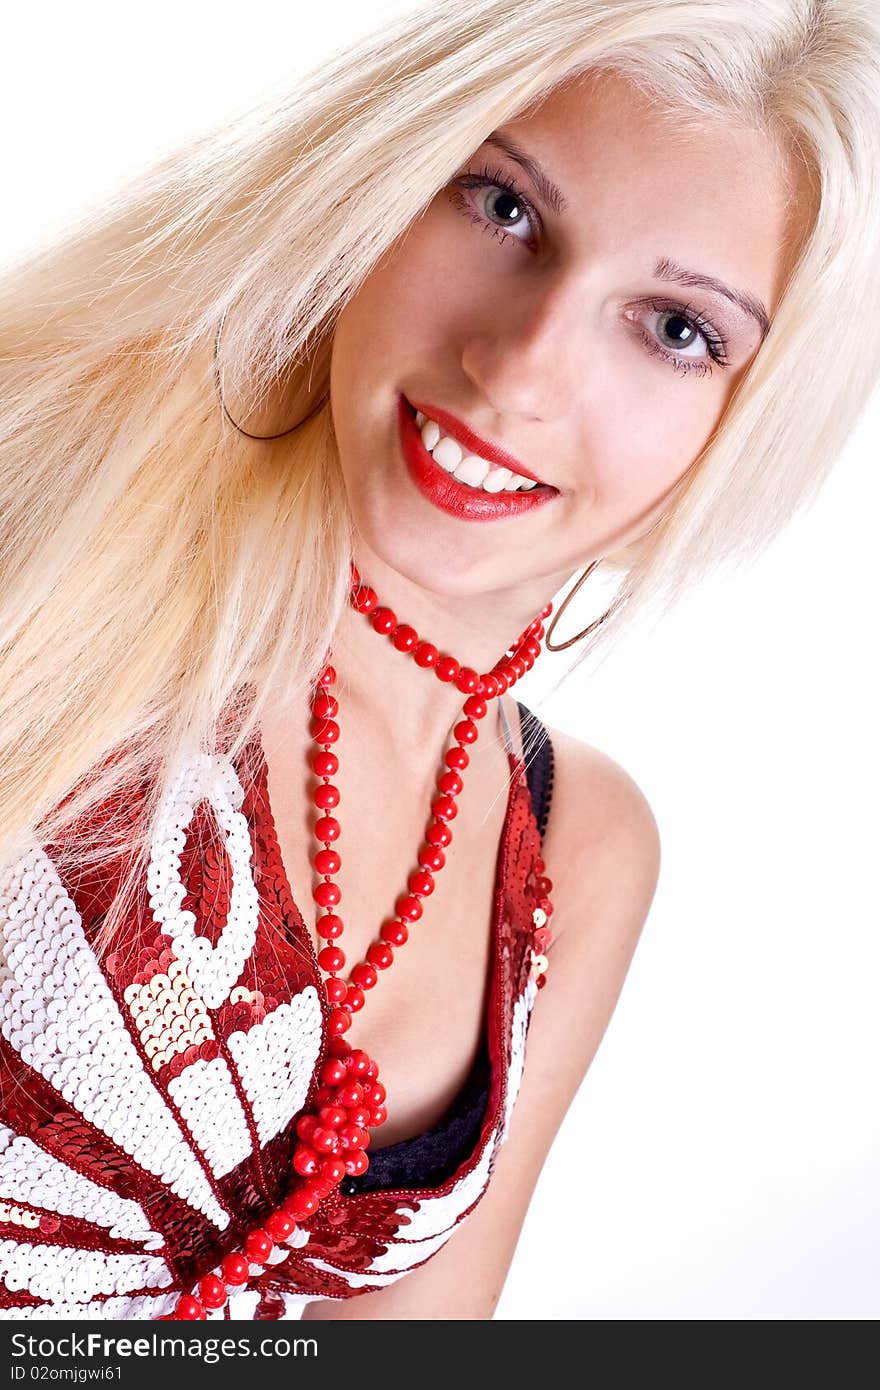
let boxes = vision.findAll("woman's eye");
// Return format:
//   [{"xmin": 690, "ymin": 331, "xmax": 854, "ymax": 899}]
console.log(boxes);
[
  {"xmin": 448, "ymin": 169, "xmax": 539, "ymax": 247},
  {"xmin": 628, "ymin": 301, "xmax": 730, "ymax": 377}
]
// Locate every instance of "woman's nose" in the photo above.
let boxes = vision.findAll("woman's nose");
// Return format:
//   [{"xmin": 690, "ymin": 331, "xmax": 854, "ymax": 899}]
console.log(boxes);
[{"xmin": 459, "ymin": 275, "xmax": 585, "ymax": 423}]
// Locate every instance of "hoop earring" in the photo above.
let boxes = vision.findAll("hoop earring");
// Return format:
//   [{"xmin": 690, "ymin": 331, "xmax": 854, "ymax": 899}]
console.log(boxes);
[
  {"xmin": 544, "ymin": 560, "xmax": 617, "ymax": 652},
  {"xmin": 213, "ymin": 305, "xmax": 330, "ymax": 440}
]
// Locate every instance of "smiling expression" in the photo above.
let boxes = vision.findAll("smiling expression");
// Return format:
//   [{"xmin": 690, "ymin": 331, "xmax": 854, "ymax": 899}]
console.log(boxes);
[{"xmin": 329, "ymin": 68, "xmax": 810, "ymax": 598}]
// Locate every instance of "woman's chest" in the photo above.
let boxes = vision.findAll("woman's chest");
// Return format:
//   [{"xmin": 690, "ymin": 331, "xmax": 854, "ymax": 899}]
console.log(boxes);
[{"xmin": 256, "ymin": 730, "xmax": 516, "ymax": 1146}]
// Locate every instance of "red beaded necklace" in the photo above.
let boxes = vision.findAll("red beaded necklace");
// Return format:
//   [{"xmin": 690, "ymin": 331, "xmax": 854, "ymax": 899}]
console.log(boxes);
[{"xmin": 164, "ymin": 564, "xmax": 556, "ymax": 1318}]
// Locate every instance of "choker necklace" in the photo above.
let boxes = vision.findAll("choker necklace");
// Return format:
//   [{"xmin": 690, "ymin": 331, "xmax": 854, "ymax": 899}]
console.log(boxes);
[{"xmin": 163, "ymin": 563, "xmax": 556, "ymax": 1318}]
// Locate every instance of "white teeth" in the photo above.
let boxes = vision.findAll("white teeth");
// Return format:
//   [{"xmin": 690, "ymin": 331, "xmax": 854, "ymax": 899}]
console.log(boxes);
[
  {"xmin": 433, "ymin": 436, "xmax": 463, "ymax": 472},
  {"xmin": 416, "ymin": 408, "xmax": 547, "ymax": 494},
  {"xmin": 482, "ymin": 467, "xmax": 512, "ymax": 493},
  {"xmin": 421, "ymin": 419, "xmax": 441, "ymax": 451},
  {"xmin": 453, "ymin": 454, "xmax": 491, "ymax": 487}
]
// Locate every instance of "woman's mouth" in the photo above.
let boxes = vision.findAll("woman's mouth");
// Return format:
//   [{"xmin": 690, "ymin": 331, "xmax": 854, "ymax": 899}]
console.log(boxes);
[{"xmin": 397, "ymin": 396, "xmax": 559, "ymax": 522}]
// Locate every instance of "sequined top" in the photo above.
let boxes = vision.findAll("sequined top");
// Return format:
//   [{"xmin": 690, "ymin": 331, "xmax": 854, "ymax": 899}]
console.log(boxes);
[{"xmin": 0, "ymin": 702, "xmax": 554, "ymax": 1319}]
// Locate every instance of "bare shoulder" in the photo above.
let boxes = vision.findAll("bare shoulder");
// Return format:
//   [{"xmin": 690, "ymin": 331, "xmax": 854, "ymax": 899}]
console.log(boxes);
[{"xmin": 537, "ymin": 721, "xmax": 662, "ymax": 955}]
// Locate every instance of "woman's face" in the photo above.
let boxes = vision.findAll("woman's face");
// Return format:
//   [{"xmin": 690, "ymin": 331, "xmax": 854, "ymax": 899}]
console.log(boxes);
[{"xmin": 330, "ymin": 69, "xmax": 806, "ymax": 600}]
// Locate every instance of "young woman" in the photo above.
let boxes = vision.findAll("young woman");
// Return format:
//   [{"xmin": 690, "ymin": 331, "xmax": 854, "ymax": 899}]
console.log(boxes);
[{"xmin": 1, "ymin": 0, "xmax": 878, "ymax": 1320}]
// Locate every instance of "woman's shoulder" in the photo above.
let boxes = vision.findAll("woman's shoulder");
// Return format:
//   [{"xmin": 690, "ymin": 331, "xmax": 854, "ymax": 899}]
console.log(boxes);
[{"xmin": 523, "ymin": 712, "xmax": 661, "ymax": 953}]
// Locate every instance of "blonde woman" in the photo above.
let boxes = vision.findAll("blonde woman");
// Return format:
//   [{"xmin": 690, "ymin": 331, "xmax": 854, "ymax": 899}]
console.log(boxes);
[{"xmin": 1, "ymin": 0, "xmax": 878, "ymax": 1321}]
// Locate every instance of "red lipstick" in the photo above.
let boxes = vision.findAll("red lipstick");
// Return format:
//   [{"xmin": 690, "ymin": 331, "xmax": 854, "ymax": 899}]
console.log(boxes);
[
  {"xmin": 398, "ymin": 397, "xmax": 558, "ymax": 523},
  {"xmin": 407, "ymin": 398, "xmax": 548, "ymax": 486}
]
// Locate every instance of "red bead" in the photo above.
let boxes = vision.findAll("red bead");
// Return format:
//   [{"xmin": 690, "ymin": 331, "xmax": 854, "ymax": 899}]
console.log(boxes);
[
  {"xmin": 293, "ymin": 1144, "xmax": 320, "ymax": 1177},
  {"xmin": 534, "ymin": 856, "xmax": 546, "ymax": 875},
  {"xmin": 369, "ymin": 1104, "xmax": 388, "ymax": 1128},
  {"xmin": 347, "ymin": 1050, "xmax": 372, "ymax": 1076},
  {"xmin": 361, "ymin": 1080, "xmax": 386, "ymax": 1105},
  {"xmin": 344, "ymin": 1150, "xmax": 369, "ymax": 1176},
  {"xmin": 352, "ymin": 585, "xmax": 377, "ymax": 613},
  {"xmin": 295, "ymin": 1114, "xmax": 318, "ymax": 1142},
  {"xmin": 312, "ymin": 749, "xmax": 338, "ymax": 777},
  {"xmin": 312, "ymin": 692, "xmax": 338, "ymax": 720},
  {"xmin": 371, "ymin": 606, "xmax": 396, "ymax": 634},
  {"xmin": 455, "ymin": 666, "xmax": 480, "ymax": 693},
  {"xmin": 454, "ymin": 719, "xmax": 478, "ymax": 744},
  {"xmin": 540, "ymin": 602, "xmax": 553, "ymax": 618},
  {"xmin": 327, "ymin": 1037, "xmax": 351, "ymax": 1059},
  {"xmin": 445, "ymin": 746, "xmax": 469, "ymax": 770},
  {"xmin": 533, "ymin": 926, "xmax": 552, "ymax": 949},
  {"xmin": 244, "ymin": 1229, "xmax": 274, "ymax": 1263},
  {"xmin": 431, "ymin": 795, "xmax": 458, "ymax": 821},
  {"xmin": 344, "ymin": 984, "xmax": 365, "ymax": 1012},
  {"xmin": 175, "ymin": 1295, "xmax": 206, "ymax": 1320},
  {"xmin": 339, "ymin": 1124, "xmax": 370, "ymax": 1151},
  {"xmin": 510, "ymin": 655, "xmax": 527, "ymax": 679},
  {"xmin": 312, "ymin": 1086, "xmax": 334, "ymax": 1107},
  {"xmin": 346, "ymin": 1104, "xmax": 372, "ymax": 1128},
  {"xmin": 311, "ymin": 1125, "xmax": 339, "ymax": 1154},
  {"xmin": 198, "ymin": 1274, "xmax": 228, "ymax": 1309},
  {"xmin": 319, "ymin": 1104, "xmax": 347, "ymax": 1128},
  {"xmin": 525, "ymin": 637, "xmax": 541, "ymax": 659},
  {"xmin": 320, "ymin": 1156, "xmax": 347, "ymax": 1184},
  {"xmin": 314, "ymin": 848, "xmax": 341, "ymax": 875},
  {"xmin": 318, "ymin": 663, "xmax": 337, "ymax": 685},
  {"xmin": 220, "ymin": 1253, "xmax": 249, "ymax": 1286},
  {"xmin": 437, "ymin": 770, "xmax": 462, "ymax": 796},
  {"xmin": 413, "ymin": 641, "xmax": 438, "ymax": 667},
  {"xmin": 320, "ymin": 1057, "xmax": 347, "ymax": 1089},
  {"xmin": 380, "ymin": 920, "xmax": 408, "ymax": 947},
  {"xmin": 417, "ymin": 844, "xmax": 445, "ymax": 873},
  {"xmin": 536, "ymin": 875, "xmax": 554, "ymax": 896},
  {"xmin": 351, "ymin": 962, "xmax": 378, "ymax": 990},
  {"xmin": 366, "ymin": 941, "xmax": 394, "ymax": 969},
  {"xmin": 536, "ymin": 972, "xmax": 548, "ymax": 989},
  {"xmin": 310, "ymin": 717, "xmax": 340, "ymax": 744},
  {"xmin": 538, "ymin": 897, "xmax": 553, "ymax": 915},
  {"xmin": 317, "ymin": 913, "xmax": 344, "ymax": 940},
  {"xmin": 315, "ymin": 815, "xmax": 340, "ymax": 842},
  {"xmin": 395, "ymin": 893, "xmax": 423, "ymax": 921},
  {"xmin": 325, "ymin": 977, "xmax": 347, "ymax": 1004},
  {"xmin": 364, "ymin": 1059, "xmax": 379, "ymax": 1079},
  {"xmin": 407, "ymin": 869, "xmax": 434, "ymax": 897},
  {"xmin": 313, "ymin": 782, "xmax": 340, "ymax": 809},
  {"xmin": 392, "ymin": 623, "xmax": 418, "ymax": 651},
  {"xmin": 313, "ymin": 881, "xmax": 341, "ymax": 908},
  {"xmin": 337, "ymin": 1081, "xmax": 364, "ymax": 1107},
  {"xmin": 328, "ymin": 1007, "xmax": 352, "ymax": 1034},
  {"xmin": 463, "ymin": 696, "xmax": 488, "ymax": 719},
  {"xmin": 266, "ymin": 1210, "xmax": 296, "ymax": 1242},
  {"xmin": 318, "ymin": 945, "xmax": 345, "ymax": 973},
  {"xmin": 478, "ymin": 674, "xmax": 500, "ymax": 699},
  {"xmin": 425, "ymin": 821, "xmax": 452, "ymax": 848},
  {"xmin": 284, "ymin": 1189, "xmax": 318, "ymax": 1220},
  {"xmin": 435, "ymin": 655, "xmax": 460, "ymax": 682}
]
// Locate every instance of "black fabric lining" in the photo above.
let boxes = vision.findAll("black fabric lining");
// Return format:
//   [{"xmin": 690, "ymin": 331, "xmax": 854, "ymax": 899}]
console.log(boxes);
[{"xmin": 341, "ymin": 702, "xmax": 554, "ymax": 1196}]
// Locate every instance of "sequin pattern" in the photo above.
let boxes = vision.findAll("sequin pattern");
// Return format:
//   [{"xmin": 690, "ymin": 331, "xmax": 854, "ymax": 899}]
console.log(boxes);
[{"xmin": 0, "ymin": 729, "xmax": 546, "ymax": 1317}]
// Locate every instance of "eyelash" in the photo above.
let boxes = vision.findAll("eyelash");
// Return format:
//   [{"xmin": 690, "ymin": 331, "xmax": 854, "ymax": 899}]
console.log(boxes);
[{"xmin": 448, "ymin": 164, "xmax": 731, "ymax": 377}]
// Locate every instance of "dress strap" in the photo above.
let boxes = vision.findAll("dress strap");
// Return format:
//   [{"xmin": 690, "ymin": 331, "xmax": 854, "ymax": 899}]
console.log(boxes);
[{"xmin": 497, "ymin": 696, "xmax": 518, "ymax": 758}]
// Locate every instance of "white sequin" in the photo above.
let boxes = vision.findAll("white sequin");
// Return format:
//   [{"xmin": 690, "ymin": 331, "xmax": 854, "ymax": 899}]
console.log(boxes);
[
  {"xmin": 0, "ymin": 1239, "xmax": 172, "ymax": 1302},
  {"xmin": 147, "ymin": 755, "xmax": 260, "ymax": 1008},
  {"xmin": 166, "ymin": 1057, "xmax": 252, "ymax": 1179},
  {"xmin": 0, "ymin": 846, "xmax": 229, "ymax": 1230},
  {"xmin": 0, "ymin": 1123, "xmax": 161, "ymax": 1244},
  {"xmin": 226, "ymin": 987, "xmax": 322, "ymax": 1146}
]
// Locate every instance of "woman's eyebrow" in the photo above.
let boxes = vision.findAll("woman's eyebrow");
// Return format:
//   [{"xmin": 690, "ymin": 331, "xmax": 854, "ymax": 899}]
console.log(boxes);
[
  {"xmin": 653, "ymin": 256, "xmax": 771, "ymax": 339},
  {"xmin": 484, "ymin": 131, "xmax": 567, "ymax": 215},
  {"xmin": 483, "ymin": 132, "xmax": 770, "ymax": 341}
]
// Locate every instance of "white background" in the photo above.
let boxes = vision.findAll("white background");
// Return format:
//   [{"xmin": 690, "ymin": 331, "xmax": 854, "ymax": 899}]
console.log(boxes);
[{"xmin": 4, "ymin": 2, "xmax": 877, "ymax": 1320}]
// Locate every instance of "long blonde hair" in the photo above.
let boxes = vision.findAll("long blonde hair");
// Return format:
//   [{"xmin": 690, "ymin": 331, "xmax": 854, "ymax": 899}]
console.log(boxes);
[{"xmin": 2, "ymin": 0, "xmax": 879, "ymax": 955}]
